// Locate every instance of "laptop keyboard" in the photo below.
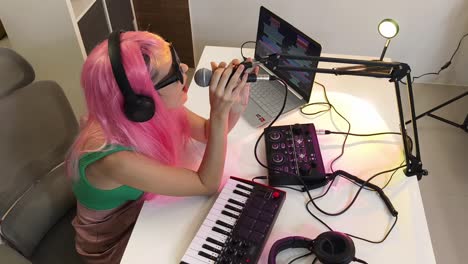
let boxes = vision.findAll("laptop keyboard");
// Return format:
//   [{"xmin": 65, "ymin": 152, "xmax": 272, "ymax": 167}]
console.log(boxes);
[{"xmin": 250, "ymin": 81, "xmax": 289, "ymax": 117}]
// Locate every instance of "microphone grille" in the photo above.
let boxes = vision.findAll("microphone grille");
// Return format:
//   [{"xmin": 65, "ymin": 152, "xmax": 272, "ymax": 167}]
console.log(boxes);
[{"xmin": 194, "ymin": 68, "xmax": 212, "ymax": 87}]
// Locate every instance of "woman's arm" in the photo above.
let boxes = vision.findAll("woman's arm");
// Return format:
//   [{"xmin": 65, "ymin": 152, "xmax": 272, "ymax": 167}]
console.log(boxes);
[
  {"xmin": 96, "ymin": 115, "xmax": 228, "ymax": 196},
  {"xmin": 185, "ymin": 107, "xmax": 243, "ymax": 143},
  {"xmin": 91, "ymin": 62, "xmax": 248, "ymax": 196},
  {"xmin": 186, "ymin": 59, "xmax": 254, "ymax": 143}
]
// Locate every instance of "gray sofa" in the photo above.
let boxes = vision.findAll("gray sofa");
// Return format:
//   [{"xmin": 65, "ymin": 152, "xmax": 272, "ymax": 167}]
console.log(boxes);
[{"xmin": 0, "ymin": 47, "xmax": 82, "ymax": 264}]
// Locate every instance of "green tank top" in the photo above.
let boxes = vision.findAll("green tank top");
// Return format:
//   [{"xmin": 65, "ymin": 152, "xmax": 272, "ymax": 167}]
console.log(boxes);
[{"xmin": 72, "ymin": 145, "xmax": 144, "ymax": 210}]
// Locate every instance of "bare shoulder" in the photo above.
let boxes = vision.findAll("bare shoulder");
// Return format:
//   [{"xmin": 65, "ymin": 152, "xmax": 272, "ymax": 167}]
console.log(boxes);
[{"xmin": 85, "ymin": 149, "xmax": 139, "ymax": 189}]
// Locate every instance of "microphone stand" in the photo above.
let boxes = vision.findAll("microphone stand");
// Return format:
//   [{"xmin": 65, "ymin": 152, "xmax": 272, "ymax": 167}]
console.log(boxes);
[{"xmin": 261, "ymin": 53, "xmax": 428, "ymax": 180}]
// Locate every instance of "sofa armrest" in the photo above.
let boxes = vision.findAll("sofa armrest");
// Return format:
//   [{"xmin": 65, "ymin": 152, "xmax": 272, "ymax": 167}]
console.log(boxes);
[{"xmin": 0, "ymin": 245, "xmax": 31, "ymax": 264}]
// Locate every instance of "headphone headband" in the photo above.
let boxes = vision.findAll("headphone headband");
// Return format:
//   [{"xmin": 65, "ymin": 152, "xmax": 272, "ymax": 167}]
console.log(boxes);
[
  {"xmin": 108, "ymin": 31, "xmax": 136, "ymax": 100},
  {"xmin": 107, "ymin": 30, "xmax": 155, "ymax": 122},
  {"xmin": 268, "ymin": 232, "xmax": 356, "ymax": 264}
]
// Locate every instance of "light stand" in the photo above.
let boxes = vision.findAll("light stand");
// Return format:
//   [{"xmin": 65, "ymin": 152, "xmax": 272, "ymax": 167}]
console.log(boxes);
[
  {"xmin": 405, "ymin": 91, "xmax": 468, "ymax": 132},
  {"xmin": 261, "ymin": 53, "xmax": 428, "ymax": 180},
  {"xmin": 378, "ymin": 19, "xmax": 399, "ymax": 61}
]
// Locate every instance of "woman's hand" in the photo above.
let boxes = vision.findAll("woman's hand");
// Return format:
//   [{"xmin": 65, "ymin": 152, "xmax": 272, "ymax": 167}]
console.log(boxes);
[
  {"xmin": 208, "ymin": 60, "xmax": 248, "ymax": 120},
  {"xmin": 228, "ymin": 58, "xmax": 259, "ymax": 115}
]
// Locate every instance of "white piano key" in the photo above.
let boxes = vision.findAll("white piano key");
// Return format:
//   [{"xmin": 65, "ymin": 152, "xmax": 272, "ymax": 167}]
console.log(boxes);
[
  {"xmin": 212, "ymin": 203, "xmax": 240, "ymax": 217},
  {"xmin": 202, "ymin": 223, "xmax": 229, "ymax": 237},
  {"xmin": 181, "ymin": 254, "xmax": 206, "ymax": 264},
  {"xmin": 189, "ymin": 243, "xmax": 220, "ymax": 259},
  {"xmin": 224, "ymin": 183, "xmax": 251, "ymax": 194},
  {"xmin": 206, "ymin": 209, "xmax": 236, "ymax": 225},
  {"xmin": 216, "ymin": 196, "xmax": 244, "ymax": 210},
  {"xmin": 226, "ymin": 180, "xmax": 253, "ymax": 190},
  {"xmin": 193, "ymin": 225, "xmax": 226, "ymax": 244},
  {"xmin": 234, "ymin": 180, "xmax": 255, "ymax": 189},
  {"xmin": 186, "ymin": 248, "xmax": 215, "ymax": 264},
  {"xmin": 218, "ymin": 191, "xmax": 248, "ymax": 203},
  {"xmin": 195, "ymin": 232, "xmax": 227, "ymax": 244},
  {"xmin": 192, "ymin": 236, "xmax": 223, "ymax": 251},
  {"xmin": 204, "ymin": 219, "xmax": 232, "ymax": 233},
  {"xmin": 198, "ymin": 225, "xmax": 227, "ymax": 241}
]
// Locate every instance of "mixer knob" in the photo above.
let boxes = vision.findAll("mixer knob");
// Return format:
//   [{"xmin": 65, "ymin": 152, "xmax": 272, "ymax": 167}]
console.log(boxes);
[
  {"xmin": 269, "ymin": 131, "xmax": 282, "ymax": 141},
  {"xmin": 272, "ymin": 153, "xmax": 285, "ymax": 164}
]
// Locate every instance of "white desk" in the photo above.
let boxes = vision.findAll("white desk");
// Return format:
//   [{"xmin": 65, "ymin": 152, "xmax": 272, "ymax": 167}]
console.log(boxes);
[{"xmin": 121, "ymin": 46, "xmax": 436, "ymax": 264}]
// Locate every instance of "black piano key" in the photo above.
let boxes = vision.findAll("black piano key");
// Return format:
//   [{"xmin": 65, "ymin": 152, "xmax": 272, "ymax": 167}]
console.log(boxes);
[
  {"xmin": 233, "ymin": 189, "xmax": 250, "ymax": 198},
  {"xmin": 236, "ymin": 184, "xmax": 253, "ymax": 192},
  {"xmin": 228, "ymin": 198, "xmax": 245, "ymax": 207},
  {"xmin": 222, "ymin": 210, "xmax": 239, "ymax": 219},
  {"xmin": 202, "ymin": 244, "xmax": 221, "ymax": 254},
  {"xmin": 206, "ymin": 237, "xmax": 225, "ymax": 247},
  {"xmin": 216, "ymin": 220, "xmax": 234, "ymax": 229},
  {"xmin": 212, "ymin": 226, "xmax": 230, "ymax": 236},
  {"xmin": 198, "ymin": 250, "xmax": 218, "ymax": 261},
  {"xmin": 225, "ymin": 204, "xmax": 242, "ymax": 213}
]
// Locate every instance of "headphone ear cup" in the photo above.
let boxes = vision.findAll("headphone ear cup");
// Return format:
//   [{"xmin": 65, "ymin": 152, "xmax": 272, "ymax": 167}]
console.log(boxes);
[
  {"xmin": 123, "ymin": 95, "xmax": 155, "ymax": 122},
  {"xmin": 313, "ymin": 232, "xmax": 355, "ymax": 264}
]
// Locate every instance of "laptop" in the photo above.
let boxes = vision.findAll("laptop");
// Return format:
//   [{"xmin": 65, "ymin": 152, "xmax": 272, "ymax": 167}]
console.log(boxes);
[{"xmin": 243, "ymin": 6, "xmax": 322, "ymax": 127}]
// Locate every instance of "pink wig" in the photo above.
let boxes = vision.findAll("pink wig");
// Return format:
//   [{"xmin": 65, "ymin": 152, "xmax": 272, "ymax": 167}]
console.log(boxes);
[{"xmin": 66, "ymin": 31, "xmax": 190, "ymax": 195}]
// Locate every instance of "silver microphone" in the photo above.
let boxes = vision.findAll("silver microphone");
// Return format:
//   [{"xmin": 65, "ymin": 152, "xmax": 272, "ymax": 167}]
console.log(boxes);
[{"xmin": 193, "ymin": 68, "xmax": 276, "ymax": 87}]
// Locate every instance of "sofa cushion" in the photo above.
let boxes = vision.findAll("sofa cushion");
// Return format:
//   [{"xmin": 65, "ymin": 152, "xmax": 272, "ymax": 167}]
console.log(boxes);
[
  {"xmin": 0, "ymin": 80, "xmax": 78, "ymax": 218},
  {"xmin": 0, "ymin": 48, "xmax": 35, "ymax": 97},
  {"xmin": 0, "ymin": 244, "xmax": 31, "ymax": 264},
  {"xmin": 1, "ymin": 164, "xmax": 76, "ymax": 257},
  {"xmin": 31, "ymin": 208, "xmax": 83, "ymax": 264}
]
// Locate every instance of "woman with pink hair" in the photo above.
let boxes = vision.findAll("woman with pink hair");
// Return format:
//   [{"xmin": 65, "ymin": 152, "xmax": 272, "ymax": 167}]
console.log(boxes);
[{"xmin": 66, "ymin": 31, "xmax": 253, "ymax": 263}]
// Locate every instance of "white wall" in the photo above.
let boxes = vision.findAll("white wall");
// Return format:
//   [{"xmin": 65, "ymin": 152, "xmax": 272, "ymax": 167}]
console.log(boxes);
[
  {"xmin": 0, "ymin": 0, "xmax": 87, "ymax": 118},
  {"xmin": 189, "ymin": 0, "xmax": 468, "ymax": 86}
]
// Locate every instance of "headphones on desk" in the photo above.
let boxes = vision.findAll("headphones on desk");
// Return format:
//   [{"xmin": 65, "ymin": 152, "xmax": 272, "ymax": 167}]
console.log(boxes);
[
  {"xmin": 268, "ymin": 231, "xmax": 367, "ymax": 264},
  {"xmin": 108, "ymin": 30, "xmax": 156, "ymax": 122}
]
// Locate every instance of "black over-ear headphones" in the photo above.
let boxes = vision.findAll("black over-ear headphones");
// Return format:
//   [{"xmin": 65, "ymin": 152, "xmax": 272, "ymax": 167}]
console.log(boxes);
[
  {"xmin": 108, "ymin": 31, "xmax": 155, "ymax": 122},
  {"xmin": 268, "ymin": 231, "xmax": 367, "ymax": 264}
]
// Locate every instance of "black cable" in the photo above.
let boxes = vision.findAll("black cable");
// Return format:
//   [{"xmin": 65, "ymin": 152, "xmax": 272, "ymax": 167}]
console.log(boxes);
[
  {"xmin": 252, "ymin": 176, "xmax": 267, "ymax": 182},
  {"xmin": 326, "ymin": 131, "xmax": 400, "ymax": 136},
  {"xmin": 251, "ymin": 176, "xmax": 302, "ymax": 191},
  {"xmin": 253, "ymin": 79, "xmax": 289, "ymax": 172},
  {"xmin": 300, "ymin": 82, "xmax": 351, "ymax": 173},
  {"xmin": 400, "ymin": 33, "xmax": 468, "ymax": 85},
  {"xmin": 250, "ymin": 75, "xmax": 400, "ymax": 245},
  {"xmin": 288, "ymin": 251, "xmax": 313, "ymax": 264},
  {"xmin": 309, "ymin": 165, "xmax": 405, "ymax": 217},
  {"xmin": 240, "ymin": 41, "xmax": 256, "ymax": 60},
  {"xmin": 381, "ymin": 160, "xmax": 405, "ymax": 190},
  {"xmin": 312, "ymin": 257, "xmax": 318, "ymax": 264},
  {"xmin": 304, "ymin": 165, "xmax": 404, "ymax": 244}
]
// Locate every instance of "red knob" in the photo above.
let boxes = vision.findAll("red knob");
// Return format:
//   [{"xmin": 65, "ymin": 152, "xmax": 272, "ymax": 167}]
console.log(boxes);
[{"xmin": 272, "ymin": 191, "xmax": 280, "ymax": 198}]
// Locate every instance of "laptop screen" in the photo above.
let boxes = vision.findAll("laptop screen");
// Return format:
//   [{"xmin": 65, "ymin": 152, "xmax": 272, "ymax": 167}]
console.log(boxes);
[{"xmin": 255, "ymin": 6, "xmax": 322, "ymax": 102}]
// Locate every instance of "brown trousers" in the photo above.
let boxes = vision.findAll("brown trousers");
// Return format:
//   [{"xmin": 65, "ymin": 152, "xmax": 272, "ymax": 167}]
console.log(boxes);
[{"xmin": 72, "ymin": 197, "xmax": 144, "ymax": 264}]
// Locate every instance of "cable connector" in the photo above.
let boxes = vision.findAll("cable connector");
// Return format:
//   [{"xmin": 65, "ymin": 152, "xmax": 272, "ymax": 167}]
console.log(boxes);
[
  {"xmin": 440, "ymin": 61, "xmax": 451, "ymax": 71},
  {"xmin": 316, "ymin": 129, "xmax": 331, "ymax": 135}
]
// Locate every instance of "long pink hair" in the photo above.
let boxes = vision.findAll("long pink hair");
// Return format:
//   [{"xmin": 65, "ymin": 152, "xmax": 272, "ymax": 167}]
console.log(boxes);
[{"xmin": 66, "ymin": 31, "xmax": 190, "ymax": 192}]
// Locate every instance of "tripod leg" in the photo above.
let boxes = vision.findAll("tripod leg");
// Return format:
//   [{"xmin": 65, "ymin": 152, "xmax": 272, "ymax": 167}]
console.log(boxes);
[{"xmin": 405, "ymin": 91, "xmax": 468, "ymax": 125}]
